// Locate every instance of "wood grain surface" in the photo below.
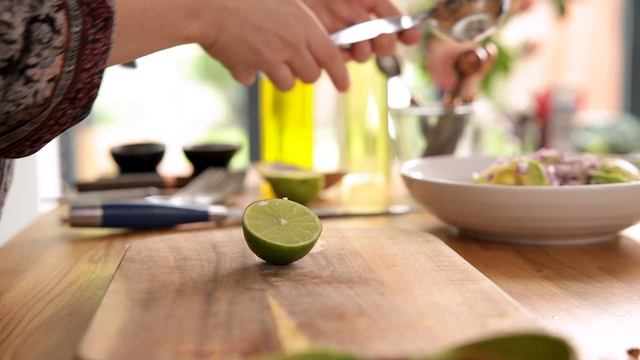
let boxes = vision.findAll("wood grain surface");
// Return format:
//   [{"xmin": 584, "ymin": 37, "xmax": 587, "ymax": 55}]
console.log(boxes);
[
  {"xmin": 440, "ymin": 224, "xmax": 640, "ymax": 360},
  {"xmin": 77, "ymin": 227, "xmax": 535, "ymax": 360},
  {"xmin": 0, "ymin": 209, "xmax": 221, "ymax": 360},
  {"xmin": 0, "ymin": 210, "xmax": 128, "ymax": 360},
  {"xmin": 2, "ymin": 200, "xmax": 640, "ymax": 359}
]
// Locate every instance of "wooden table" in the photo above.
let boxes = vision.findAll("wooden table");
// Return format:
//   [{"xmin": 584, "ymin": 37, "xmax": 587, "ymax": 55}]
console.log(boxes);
[{"xmin": 1, "ymin": 203, "xmax": 640, "ymax": 360}]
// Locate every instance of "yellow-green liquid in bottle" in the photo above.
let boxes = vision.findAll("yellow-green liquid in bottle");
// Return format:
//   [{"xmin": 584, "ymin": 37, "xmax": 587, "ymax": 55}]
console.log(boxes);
[
  {"xmin": 259, "ymin": 78, "xmax": 314, "ymax": 169},
  {"xmin": 340, "ymin": 60, "xmax": 390, "ymax": 210},
  {"xmin": 259, "ymin": 78, "xmax": 315, "ymax": 198}
]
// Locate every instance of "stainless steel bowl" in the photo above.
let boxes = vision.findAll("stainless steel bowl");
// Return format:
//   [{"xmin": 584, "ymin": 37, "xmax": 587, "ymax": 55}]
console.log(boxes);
[{"xmin": 390, "ymin": 104, "xmax": 474, "ymax": 161}]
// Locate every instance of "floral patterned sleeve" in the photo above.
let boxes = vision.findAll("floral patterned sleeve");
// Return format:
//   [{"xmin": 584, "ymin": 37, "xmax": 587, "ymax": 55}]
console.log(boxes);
[{"xmin": 0, "ymin": 0, "xmax": 114, "ymax": 216}]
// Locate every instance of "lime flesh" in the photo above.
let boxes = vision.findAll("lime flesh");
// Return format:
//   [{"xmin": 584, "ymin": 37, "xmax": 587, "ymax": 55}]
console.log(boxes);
[{"xmin": 242, "ymin": 198, "xmax": 322, "ymax": 265}]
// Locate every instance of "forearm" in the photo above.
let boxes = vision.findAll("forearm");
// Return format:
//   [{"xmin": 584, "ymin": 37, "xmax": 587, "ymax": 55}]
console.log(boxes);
[{"xmin": 108, "ymin": 0, "xmax": 204, "ymax": 65}]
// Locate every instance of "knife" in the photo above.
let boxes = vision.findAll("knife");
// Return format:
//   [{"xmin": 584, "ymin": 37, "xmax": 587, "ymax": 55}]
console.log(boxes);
[
  {"xmin": 331, "ymin": 11, "xmax": 431, "ymax": 47},
  {"xmin": 68, "ymin": 202, "xmax": 414, "ymax": 229}
]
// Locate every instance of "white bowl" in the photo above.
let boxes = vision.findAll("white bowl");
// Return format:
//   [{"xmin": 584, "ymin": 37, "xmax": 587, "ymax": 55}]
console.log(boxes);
[{"xmin": 401, "ymin": 155, "xmax": 640, "ymax": 244}]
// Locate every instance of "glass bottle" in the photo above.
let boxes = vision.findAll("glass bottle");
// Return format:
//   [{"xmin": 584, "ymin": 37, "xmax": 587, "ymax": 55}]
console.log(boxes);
[
  {"xmin": 259, "ymin": 78, "xmax": 314, "ymax": 169},
  {"xmin": 339, "ymin": 59, "xmax": 391, "ymax": 210}
]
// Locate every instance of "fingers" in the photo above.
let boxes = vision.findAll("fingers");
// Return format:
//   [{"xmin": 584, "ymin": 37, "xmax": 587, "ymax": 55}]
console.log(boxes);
[
  {"xmin": 371, "ymin": 34, "xmax": 396, "ymax": 57},
  {"xmin": 230, "ymin": 67, "xmax": 257, "ymax": 86},
  {"xmin": 399, "ymin": 28, "xmax": 422, "ymax": 45},
  {"xmin": 350, "ymin": 42, "xmax": 373, "ymax": 62},
  {"xmin": 264, "ymin": 63, "xmax": 296, "ymax": 91},
  {"xmin": 361, "ymin": 0, "xmax": 420, "ymax": 51},
  {"xmin": 367, "ymin": 0, "xmax": 402, "ymax": 17},
  {"xmin": 288, "ymin": 50, "xmax": 322, "ymax": 84},
  {"xmin": 309, "ymin": 36, "xmax": 349, "ymax": 92}
]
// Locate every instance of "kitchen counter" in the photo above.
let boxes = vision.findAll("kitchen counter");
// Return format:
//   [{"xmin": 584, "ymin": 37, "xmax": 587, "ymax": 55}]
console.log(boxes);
[{"xmin": 1, "ymin": 204, "xmax": 640, "ymax": 359}]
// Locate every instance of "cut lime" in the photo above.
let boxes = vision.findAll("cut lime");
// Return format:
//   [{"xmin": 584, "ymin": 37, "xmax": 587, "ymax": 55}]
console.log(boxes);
[
  {"xmin": 263, "ymin": 170, "xmax": 324, "ymax": 206},
  {"xmin": 253, "ymin": 349, "xmax": 360, "ymax": 360},
  {"xmin": 428, "ymin": 332, "xmax": 574, "ymax": 360},
  {"xmin": 242, "ymin": 198, "xmax": 322, "ymax": 265}
]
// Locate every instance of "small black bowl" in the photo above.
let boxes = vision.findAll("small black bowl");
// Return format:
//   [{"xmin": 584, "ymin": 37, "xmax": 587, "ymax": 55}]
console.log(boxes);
[
  {"xmin": 110, "ymin": 142, "xmax": 165, "ymax": 174},
  {"xmin": 183, "ymin": 143, "xmax": 240, "ymax": 175}
]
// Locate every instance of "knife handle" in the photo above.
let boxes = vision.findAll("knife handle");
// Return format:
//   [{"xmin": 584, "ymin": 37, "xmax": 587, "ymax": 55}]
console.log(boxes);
[{"xmin": 69, "ymin": 202, "xmax": 210, "ymax": 229}]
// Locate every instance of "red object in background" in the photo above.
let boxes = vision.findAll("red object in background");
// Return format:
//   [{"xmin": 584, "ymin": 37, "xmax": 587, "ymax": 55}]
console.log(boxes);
[
  {"xmin": 534, "ymin": 88, "xmax": 585, "ymax": 149},
  {"xmin": 535, "ymin": 91, "xmax": 553, "ymax": 125},
  {"xmin": 535, "ymin": 89, "xmax": 586, "ymax": 125}
]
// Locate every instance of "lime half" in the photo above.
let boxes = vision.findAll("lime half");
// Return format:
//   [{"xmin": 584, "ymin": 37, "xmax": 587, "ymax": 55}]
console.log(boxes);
[
  {"xmin": 264, "ymin": 171, "xmax": 324, "ymax": 206},
  {"xmin": 242, "ymin": 198, "xmax": 322, "ymax": 265}
]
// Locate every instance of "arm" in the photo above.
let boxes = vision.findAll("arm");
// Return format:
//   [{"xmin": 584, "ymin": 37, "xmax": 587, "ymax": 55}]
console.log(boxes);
[
  {"xmin": 0, "ymin": 0, "xmax": 419, "ymax": 158},
  {"xmin": 109, "ymin": 0, "xmax": 353, "ymax": 90},
  {"xmin": 109, "ymin": 0, "xmax": 420, "ymax": 91},
  {"xmin": 107, "ymin": 0, "xmax": 202, "ymax": 66},
  {"xmin": 0, "ymin": 0, "xmax": 114, "ymax": 158}
]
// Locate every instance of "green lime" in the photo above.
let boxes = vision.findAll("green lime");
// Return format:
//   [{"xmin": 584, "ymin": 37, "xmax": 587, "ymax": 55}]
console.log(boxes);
[
  {"xmin": 263, "ymin": 170, "xmax": 324, "ymax": 206},
  {"xmin": 242, "ymin": 198, "xmax": 322, "ymax": 265},
  {"xmin": 427, "ymin": 332, "xmax": 574, "ymax": 360},
  {"xmin": 253, "ymin": 349, "xmax": 360, "ymax": 360}
]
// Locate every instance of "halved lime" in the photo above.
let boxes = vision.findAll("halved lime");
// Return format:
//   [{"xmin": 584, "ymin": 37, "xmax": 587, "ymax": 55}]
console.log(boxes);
[
  {"xmin": 253, "ymin": 349, "xmax": 360, "ymax": 360},
  {"xmin": 263, "ymin": 170, "xmax": 324, "ymax": 206},
  {"xmin": 242, "ymin": 198, "xmax": 322, "ymax": 265}
]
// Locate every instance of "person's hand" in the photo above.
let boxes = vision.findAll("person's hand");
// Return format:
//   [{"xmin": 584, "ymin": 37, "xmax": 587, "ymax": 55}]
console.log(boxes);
[
  {"xmin": 200, "ymin": 0, "xmax": 349, "ymax": 91},
  {"xmin": 303, "ymin": 0, "xmax": 421, "ymax": 62},
  {"xmin": 425, "ymin": 39, "xmax": 496, "ymax": 102}
]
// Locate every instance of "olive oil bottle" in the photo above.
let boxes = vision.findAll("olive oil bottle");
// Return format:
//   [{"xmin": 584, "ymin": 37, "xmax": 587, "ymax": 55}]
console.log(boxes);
[{"xmin": 259, "ymin": 78, "xmax": 314, "ymax": 169}]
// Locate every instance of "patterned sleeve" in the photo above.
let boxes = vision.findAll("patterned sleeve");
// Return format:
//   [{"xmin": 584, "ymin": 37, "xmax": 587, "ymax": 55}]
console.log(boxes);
[{"xmin": 0, "ymin": 0, "xmax": 114, "ymax": 158}]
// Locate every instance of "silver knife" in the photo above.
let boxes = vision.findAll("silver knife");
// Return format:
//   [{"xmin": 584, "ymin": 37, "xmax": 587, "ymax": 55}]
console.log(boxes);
[{"xmin": 331, "ymin": 11, "xmax": 431, "ymax": 47}]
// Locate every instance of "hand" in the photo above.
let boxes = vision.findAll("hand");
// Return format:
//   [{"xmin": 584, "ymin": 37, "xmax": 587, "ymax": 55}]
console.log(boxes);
[
  {"xmin": 425, "ymin": 39, "xmax": 496, "ymax": 102},
  {"xmin": 303, "ymin": 0, "xmax": 421, "ymax": 62},
  {"xmin": 200, "ymin": 0, "xmax": 349, "ymax": 91}
]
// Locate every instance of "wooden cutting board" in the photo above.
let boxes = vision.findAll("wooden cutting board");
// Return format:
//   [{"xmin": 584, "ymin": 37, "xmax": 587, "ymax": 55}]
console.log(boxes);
[{"xmin": 78, "ymin": 227, "xmax": 536, "ymax": 360}]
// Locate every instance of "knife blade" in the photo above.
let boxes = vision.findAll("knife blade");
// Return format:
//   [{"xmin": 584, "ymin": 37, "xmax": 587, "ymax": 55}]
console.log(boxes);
[
  {"xmin": 67, "ymin": 202, "xmax": 414, "ymax": 229},
  {"xmin": 330, "ymin": 11, "xmax": 431, "ymax": 47}
]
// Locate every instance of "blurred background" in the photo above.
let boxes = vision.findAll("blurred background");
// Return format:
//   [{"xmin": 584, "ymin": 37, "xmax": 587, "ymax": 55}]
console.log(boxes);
[{"xmin": 1, "ymin": 0, "xmax": 638, "ymax": 243}]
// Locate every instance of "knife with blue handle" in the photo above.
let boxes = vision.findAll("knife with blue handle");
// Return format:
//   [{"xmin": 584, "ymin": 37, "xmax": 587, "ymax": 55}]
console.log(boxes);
[{"xmin": 68, "ymin": 202, "xmax": 413, "ymax": 229}]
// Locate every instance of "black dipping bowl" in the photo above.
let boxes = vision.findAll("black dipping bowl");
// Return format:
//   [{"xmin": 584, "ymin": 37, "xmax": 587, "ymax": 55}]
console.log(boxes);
[
  {"xmin": 183, "ymin": 143, "xmax": 240, "ymax": 175},
  {"xmin": 110, "ymin": 142, "xmax": 165, "ymax": 174}
]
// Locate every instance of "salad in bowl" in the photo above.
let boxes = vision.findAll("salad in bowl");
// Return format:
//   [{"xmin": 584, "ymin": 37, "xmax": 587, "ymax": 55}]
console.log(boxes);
[
  {"xmin": 473, "ymin": 149, "xmax": 640, "ymax": 186},
  {"xmin": 400, "ymin": 149, "xmax": 640, "ymax": 244}
]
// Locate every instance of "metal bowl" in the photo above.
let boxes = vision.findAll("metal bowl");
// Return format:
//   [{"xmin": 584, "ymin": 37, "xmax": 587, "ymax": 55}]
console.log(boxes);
[{"xmin": 389, "ymin": 104, "xmax": 474, "ymax": 161}]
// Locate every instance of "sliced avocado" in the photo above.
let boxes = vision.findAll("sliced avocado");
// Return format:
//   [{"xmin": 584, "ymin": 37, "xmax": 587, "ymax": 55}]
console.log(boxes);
[
  {"xmin": 473, "ymin": 163, "xmax": 518, "ymax": 185},
  {"xmin": 597, "ymin": 158, "xmax": 640, "ymax": 182},
  {"xmin": 519, "ymin": 160, "xmax": 550, "ymax": 186},
  {"xmin": 590, "ymin": 170, "xmax": 629, "ymax": 184},
  {"xmin": 474, "ymin": 160, "xmax": 549, "ymax": 186}
]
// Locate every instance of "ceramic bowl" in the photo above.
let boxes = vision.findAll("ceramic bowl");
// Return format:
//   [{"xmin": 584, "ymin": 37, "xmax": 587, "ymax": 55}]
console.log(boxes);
[
  {"xmin": 110, "ymin": 142, "xmax": 165, "ymax": 174},
  {"xmin": 183, "ymin": 143, "xmax": 240, "ymax": 175},
  {"xmin": 401, "ymin": 155, "xmax": 640, "ymax": 244}
]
